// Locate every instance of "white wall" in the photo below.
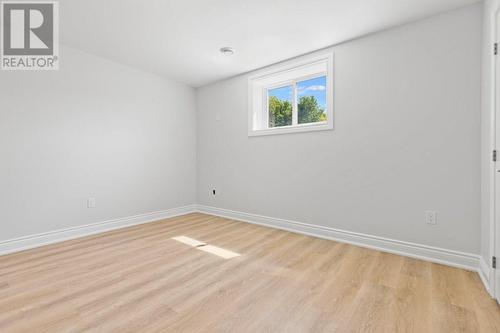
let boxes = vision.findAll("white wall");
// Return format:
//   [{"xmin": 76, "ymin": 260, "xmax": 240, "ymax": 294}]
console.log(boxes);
[
  {"xmin": 0, "ymin": 46, "xmax": 197, "ymax": 241},
  {"xmin": 197, "ymin": 4, "xmax": 482, "ymax": 254}
]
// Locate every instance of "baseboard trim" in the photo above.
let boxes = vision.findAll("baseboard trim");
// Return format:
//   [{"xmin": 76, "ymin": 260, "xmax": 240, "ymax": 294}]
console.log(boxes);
[
  {"xmin": 479, "ymin": 257, "xmax": 493, "ymax": 297},
  {"xmin": 0, "ymin": 205, "xmax": 197, "ymax": 256},
  {"xmin": 196, "ymin": 205, "xmax": 480, "ymax": 272}
]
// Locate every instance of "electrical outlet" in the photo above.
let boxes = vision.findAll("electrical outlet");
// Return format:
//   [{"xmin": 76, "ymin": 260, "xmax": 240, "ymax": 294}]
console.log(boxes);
[
  {"xmin": 425, "ymin": 211, "xmax": 437, "ymax": 225},
  {"xmin": 87, "ymin": 197, "xmax": 96, "ymax": 209}
]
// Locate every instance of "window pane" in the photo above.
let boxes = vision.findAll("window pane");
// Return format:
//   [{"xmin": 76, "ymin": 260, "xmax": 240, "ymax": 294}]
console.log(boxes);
[
  {"xmin": 268, "ymin": 85, "xmax": 293, "ymax": 128},
  {"xmin": 297, "ymin": 76, "xmax": 327, "ymax": 124}
]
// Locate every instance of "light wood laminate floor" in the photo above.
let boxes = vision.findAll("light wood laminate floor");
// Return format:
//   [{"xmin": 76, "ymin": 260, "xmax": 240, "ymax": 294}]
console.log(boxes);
[{"xmin": 0, "ymin": 213, "xmax": 499, "ymax": 332}]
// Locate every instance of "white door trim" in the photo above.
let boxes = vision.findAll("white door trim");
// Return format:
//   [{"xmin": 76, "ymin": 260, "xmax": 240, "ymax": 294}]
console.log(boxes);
[{"xmin": 488, "ymin": 0, "xmax": 500, "ymax": 299}]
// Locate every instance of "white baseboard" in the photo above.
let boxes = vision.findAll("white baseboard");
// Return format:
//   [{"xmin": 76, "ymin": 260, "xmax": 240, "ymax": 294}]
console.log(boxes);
[
  {"xmin": 479, "ymin": 257, "xmax": 494, "ymax": 297},
  {"xmin": 196, "ymin": 205, "xmax": 481, "ymax": 272},
  {"xmin": 0, "ymin": 205, "xmax": 196, "ymax": 256}
]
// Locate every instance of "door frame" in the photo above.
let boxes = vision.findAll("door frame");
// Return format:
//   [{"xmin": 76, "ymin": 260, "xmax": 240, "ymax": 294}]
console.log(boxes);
[{"xmin": 489, "ymin": 0, "xmax": 500, "ymax": 300}]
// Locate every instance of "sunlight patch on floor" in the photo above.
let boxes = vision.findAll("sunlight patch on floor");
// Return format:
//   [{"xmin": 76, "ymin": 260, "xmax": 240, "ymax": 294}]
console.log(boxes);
[
  {"xmin": 197, "ymin": 244, "xmax": 241, "ymax": 259},
  {"xmin": 172, "ymin": 236, "xmax": 207, "ymax": 247},
  {"xmin": 171, "ymin": 236, "xmax": 241, "ymax": 259}
]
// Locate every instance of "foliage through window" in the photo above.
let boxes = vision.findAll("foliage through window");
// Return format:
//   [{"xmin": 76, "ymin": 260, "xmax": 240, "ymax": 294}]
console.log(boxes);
[
  {"xmin": 268, "ymin": 85, "xmax": 293, "ymax": 127},
  {"xmin": 249, "ymin": 53, "xmax": 333, "ymax": 136},
  {"xmin": 298, "ymin": 76, "xmax": 327, "ymax": 124}
]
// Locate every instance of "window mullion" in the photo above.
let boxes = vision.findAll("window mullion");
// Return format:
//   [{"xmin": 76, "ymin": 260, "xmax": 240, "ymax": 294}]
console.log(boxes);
[{"xmin": 292, "ymin": 81, "xmax": 298, "ymax": 126}]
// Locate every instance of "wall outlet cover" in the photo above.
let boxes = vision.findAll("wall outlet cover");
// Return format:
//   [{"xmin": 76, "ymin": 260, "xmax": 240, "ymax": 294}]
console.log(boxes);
[
  {"xmin": 87, "ymin": 198, "xmax": 96, "ymax": 208},
  {"xmin": 425, "ymin": 211, "xmax": 437, "ymax": 225}
]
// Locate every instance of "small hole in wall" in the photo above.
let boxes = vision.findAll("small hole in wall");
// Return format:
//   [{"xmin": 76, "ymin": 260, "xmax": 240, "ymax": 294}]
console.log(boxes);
[{"xmin": 212, "ymin": 190, "xmax": 216, "ymax": 195}]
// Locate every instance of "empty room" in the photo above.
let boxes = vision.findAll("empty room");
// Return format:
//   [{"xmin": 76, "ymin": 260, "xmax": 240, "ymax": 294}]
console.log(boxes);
[{"xmin": 1, "ymin": 0, "xmax": 500, "ymax": 332}]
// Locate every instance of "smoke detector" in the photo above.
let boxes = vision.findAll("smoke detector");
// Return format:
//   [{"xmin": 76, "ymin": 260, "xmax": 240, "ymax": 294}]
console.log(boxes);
[{"xmin": 219, "ymin": 47, "xmax": 235, "ymax": 56}]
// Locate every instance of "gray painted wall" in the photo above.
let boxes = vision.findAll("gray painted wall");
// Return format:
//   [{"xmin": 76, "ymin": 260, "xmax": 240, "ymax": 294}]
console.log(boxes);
[
  {"xmin": 0, "ymin": 46, "xmax": 197, "ymax": 241},
  {"xmin": 196, "ymin": 4, "xmax": 482, "ymax": 254}
]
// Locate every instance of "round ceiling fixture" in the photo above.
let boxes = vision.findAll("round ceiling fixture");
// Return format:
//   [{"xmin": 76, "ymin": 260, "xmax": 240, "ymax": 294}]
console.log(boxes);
[{"xmin": 219, "ymin": 47, "xmax": 235, "ymax": 56}]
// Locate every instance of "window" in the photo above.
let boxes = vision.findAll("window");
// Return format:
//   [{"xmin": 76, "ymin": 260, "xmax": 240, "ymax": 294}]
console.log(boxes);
[{"xmin": 248, "ymin": 53, "xmax": 333, "ymax": 136}]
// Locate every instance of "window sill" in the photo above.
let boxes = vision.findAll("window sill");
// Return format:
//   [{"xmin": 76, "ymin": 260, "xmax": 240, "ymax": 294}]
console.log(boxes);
[{"xmin": 248, "ymin": 122, "xmax": 333, "ymax": 137}]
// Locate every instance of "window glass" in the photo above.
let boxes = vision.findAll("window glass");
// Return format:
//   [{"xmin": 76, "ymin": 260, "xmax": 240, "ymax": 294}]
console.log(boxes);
[
  {"xmin": 297, "ymin": 76, "xmax": 327, "ymax": 124},
  {"xmin": 268, "ymin": 85, "xmax": 293, "ymax": 128}
]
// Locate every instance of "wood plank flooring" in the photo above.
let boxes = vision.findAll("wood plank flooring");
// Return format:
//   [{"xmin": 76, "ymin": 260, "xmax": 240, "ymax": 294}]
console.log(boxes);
[{"xmin": 0, "ymin": 213, "xmax": 499, "ymax": 332}]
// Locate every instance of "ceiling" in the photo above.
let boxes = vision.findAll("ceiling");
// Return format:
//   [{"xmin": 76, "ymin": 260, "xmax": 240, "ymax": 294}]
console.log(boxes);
[{"xmin": 60, "ymin": 0, "xmax": 480, "ymax": 87}]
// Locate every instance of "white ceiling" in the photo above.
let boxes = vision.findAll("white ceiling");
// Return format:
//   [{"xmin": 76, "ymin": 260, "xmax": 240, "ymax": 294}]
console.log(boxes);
[{"xmin": 60, "ymin": 0, "xmax": 480, "ymax": 87}]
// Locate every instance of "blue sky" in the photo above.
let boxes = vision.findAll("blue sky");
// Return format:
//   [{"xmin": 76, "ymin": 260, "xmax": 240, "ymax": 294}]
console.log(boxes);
[{"xmin": 268, "ymin": 76, "xmax": 327, "ymax": 109}]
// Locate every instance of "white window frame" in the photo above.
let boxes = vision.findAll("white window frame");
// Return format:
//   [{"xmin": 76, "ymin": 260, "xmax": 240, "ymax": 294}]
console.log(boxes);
[{"xmin": 248, "ymin": 52, "xmax": 334, "ymax": 137}]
